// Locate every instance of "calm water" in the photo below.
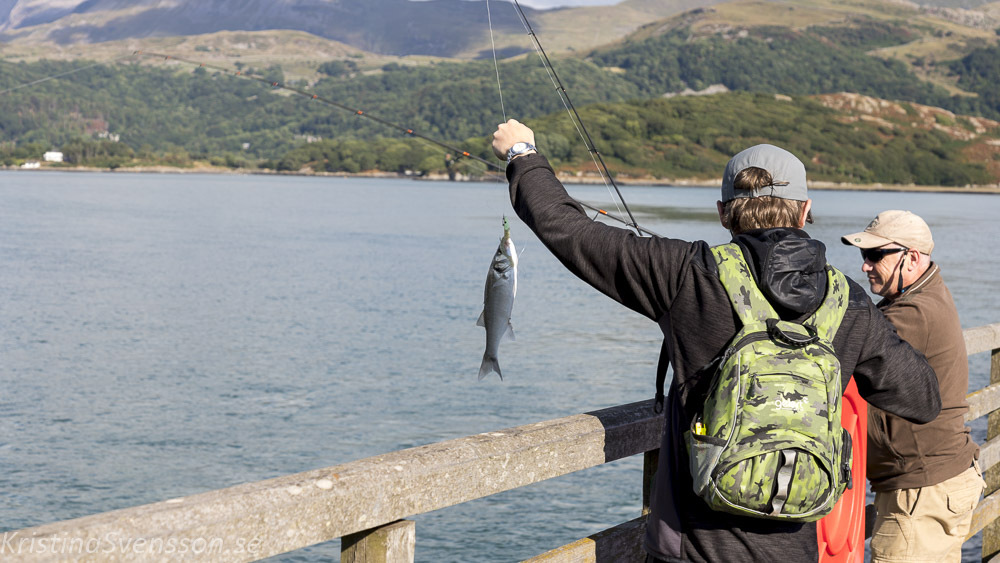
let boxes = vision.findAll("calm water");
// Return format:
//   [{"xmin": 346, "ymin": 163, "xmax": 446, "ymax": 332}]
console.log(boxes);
[{"xmin": 1, "ymin": 171, "xmax": 997, "ymax": 561}]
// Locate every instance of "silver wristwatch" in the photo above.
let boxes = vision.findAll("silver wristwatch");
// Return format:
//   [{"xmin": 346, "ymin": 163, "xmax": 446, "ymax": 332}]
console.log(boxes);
[{"xmin": 506, "ymin": 142, "xmax": 537, "ymax": 162}]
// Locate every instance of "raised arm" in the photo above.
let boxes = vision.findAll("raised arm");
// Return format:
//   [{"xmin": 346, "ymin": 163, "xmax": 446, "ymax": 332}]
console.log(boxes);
[{"xmin": 493, "ymin": 120, "xmax": 698, "ymax": 321}]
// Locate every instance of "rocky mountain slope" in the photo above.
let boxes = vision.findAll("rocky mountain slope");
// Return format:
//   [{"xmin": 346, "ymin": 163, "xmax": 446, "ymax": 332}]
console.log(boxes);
[
  {"xmin": 0, "ymin": 0, "xmax": 534, "ymax": 57},
  {"xmin": 3, "ymin": 0, "xmax": 997, "ymax": 60}
]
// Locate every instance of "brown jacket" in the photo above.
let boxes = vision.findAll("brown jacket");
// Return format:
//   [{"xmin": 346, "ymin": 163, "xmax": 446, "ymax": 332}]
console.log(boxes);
[{"xmin": 868, "ymin": 263, "xmax": 979, "ymax": 491}]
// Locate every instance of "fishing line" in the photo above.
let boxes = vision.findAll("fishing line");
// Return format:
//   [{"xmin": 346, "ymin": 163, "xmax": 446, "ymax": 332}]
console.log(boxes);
[
  {"xmin": 0, "ymin": 54, "xmax": 137, "ymax": 96},
  {"xmin": 135, "ymin": 52, "xmax": 655, "ymax": 233},
  {"xmin": 486, "ymin": 7, "xmax": 660, "ymax": 237},
  {"xmin": 0, "ymin": 50, "xmax": 657, "ymax": 234},
  {"xmin": 507, "ymin": 0, "xmax": 650, "ymax": 237},
  {"xmin": 486, "ymin": 0, "xmax": 507, "ymax": 122},
  {"xmin": 486, "ymin": 0, "xmax": 514, "ymax": 231},
  {"xmin": 133, "ymin": 50, "xmax": 505, "ymax": 177}
]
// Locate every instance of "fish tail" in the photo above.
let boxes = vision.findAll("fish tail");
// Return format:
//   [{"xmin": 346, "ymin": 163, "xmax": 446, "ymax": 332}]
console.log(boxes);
[{"xmin": 478, "ymin": 355, "xmax": 503, "ymax": 381}]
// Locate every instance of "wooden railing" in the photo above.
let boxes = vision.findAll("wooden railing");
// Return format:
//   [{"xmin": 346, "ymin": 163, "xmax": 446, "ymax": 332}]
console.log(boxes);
[
  {"xmin": 966, "ymin": 323, "xmax": 1000, "ymax": 561},
  {"xmin": 4, "ymin": 322, "xmax": 1000, "ymax": 562}
]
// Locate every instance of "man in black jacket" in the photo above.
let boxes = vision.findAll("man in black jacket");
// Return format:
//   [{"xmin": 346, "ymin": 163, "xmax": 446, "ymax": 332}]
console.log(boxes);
[{"xmin": 491, "ymin": 119, "xmax": 942, "ymax": 563}]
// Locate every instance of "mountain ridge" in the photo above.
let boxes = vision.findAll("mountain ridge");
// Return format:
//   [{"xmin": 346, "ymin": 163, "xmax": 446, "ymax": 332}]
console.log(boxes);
[
  {"xmin": 0, "ymin": 0, "xmax": 537, "ymax": 57},
  {"xmin": 2, "ymin": 0, "xmax": 998, "ymax": 62}
]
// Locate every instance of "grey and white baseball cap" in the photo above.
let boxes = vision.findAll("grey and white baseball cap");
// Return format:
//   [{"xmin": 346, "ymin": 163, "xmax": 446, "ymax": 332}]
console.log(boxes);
[{"xmin": 721, "ymin": 144, "xmax": 808, "ymax": 202}]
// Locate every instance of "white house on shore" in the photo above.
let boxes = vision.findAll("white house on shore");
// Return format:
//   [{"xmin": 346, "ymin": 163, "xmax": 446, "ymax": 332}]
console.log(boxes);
[{"xmin": 43, "ymin": 151, "xmax": 63, "ymax": 162}]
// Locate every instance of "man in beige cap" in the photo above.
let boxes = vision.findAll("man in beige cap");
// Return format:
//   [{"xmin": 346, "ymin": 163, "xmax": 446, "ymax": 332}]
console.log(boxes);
[{"xmin": 842, "ymin": 210, "xmax": 983, "ymax": 562}]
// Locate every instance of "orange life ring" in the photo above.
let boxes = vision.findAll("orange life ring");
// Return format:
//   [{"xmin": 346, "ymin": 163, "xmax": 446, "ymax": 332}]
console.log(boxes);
[{"xmin": 817, "ymin": 377, "xmax": 867, "ymax": 562}]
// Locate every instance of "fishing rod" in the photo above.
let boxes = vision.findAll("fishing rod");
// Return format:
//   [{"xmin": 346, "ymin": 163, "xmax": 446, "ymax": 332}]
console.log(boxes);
[
  {"xmin": 0, "ymin": 50, "xmax": 657, "ymax": 235},
  {"xmin": 506, "ymin": 0, "xmax": 648, "ymax": 237},
  {"xmin": 133, "ymin": 51, "xmax": 660, "ymax": 235},
  {"xmin": 131, "ymin": 50, "xmax": 504, "ymax": 173}
]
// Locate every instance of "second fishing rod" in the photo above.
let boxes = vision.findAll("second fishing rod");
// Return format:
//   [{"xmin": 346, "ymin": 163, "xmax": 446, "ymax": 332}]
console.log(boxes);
[
  {"xmin": 134, "ymin": 51, "xmax": 660, "ymax": 237},
  {"xmin": 505, "ymin": 0, "xmax": 647, "ymax": 237}
]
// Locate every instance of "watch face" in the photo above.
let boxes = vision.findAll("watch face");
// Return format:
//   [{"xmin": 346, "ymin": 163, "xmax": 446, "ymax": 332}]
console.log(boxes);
[{"xmin": 512, "ymin": 142, "xmax": 528, "ymax": 152}]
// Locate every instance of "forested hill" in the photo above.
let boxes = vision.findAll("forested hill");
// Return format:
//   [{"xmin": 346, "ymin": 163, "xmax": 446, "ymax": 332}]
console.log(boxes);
[
  {"xmin": 520, "ymin": 91, "xmax": 1000, "ymax": 186},
  {"xmin": 3, "ymin": 56, "xmax": 998, "ymax": 186},
  {"xmin": 268, "ymin": 91, "xmax": 999, "ymax": 186},
  {"xmin": 2, "ymin": 0, "xmax": 1000, "ymax": 185},
  {"xmin": 587, "ymin": 8, "xmax": 1000, "ymax": 120},
  {"xmin": 0, "ymin": 55, "xmax": 641, "ymax": 158}
]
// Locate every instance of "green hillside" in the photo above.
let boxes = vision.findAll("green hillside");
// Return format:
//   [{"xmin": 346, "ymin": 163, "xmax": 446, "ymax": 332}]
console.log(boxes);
[
  {"xmin": 3, "ymin": 58, "xmax": 999, "ymax": 186},
  {"xmin": 588, "ymin": 22, "xmax": 996, "ymax": 119},
  {"xmin": 0, "ymin": 56, "xmax": 639, "ymax": 166},
  {"xmin": 4, "ymin": 0, "xmax": 1000, "ymax": 185},
  {"xmin": 522, "ymin": 91, "xmax": 999, "ymax": 186},
  {"xmin": 949, "ymin": 43, "xmax": 1000, "ymax": 116},
  {"xmin": 303, "ymin": 57, "xmax": 640, "ymax": 141}
]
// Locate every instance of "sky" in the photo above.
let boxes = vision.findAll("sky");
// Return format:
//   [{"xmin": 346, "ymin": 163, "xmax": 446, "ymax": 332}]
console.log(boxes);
[
  {"xmin": 517, "ymin": 0, "xmax": 619, "ymax": 7},
  {"xmin": 408, "ymin": 0, "xmax": 621, "ymax": 8}
]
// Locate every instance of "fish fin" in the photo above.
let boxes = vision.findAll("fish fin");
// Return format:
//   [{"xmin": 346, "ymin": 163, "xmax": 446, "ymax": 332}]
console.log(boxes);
[
  {"xmin": 503, "ymin": 321, "xmax": 515, "ymax": 342},
  {"xmin": 476, "ymin": 310, "xmax": 486, "ymax": 327},
  {"xmin": 478, "ymin": 356, "xmax": 502, "ymax": 381}
]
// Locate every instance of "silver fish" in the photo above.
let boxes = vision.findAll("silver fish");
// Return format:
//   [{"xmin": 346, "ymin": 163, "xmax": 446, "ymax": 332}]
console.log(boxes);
[{"xmin": 477, "ymin": 216, "xmax": 517, "ymax": 380}]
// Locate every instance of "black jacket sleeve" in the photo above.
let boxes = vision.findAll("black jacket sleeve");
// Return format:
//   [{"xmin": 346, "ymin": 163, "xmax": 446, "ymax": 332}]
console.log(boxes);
[
  {"xmin": 507, "ymin": 154, "xmax": 696, "ymax": 321},
  {"xmin": 850, "ymin": 296, "xmax": 942, "ymax": 424}
]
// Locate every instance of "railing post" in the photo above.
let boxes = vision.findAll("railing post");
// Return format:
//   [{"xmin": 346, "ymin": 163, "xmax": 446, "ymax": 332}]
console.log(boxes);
[
  {"xmin": 984, "ymin": 347, "xmax": 1000, "ymax": 562},
  {"xmin": 342, "ymin": 519, "xmax": 415, "ymax": 563},
  {"xmin": 643, "ymin": 449, "xmax": 659, "ymax": 516}
]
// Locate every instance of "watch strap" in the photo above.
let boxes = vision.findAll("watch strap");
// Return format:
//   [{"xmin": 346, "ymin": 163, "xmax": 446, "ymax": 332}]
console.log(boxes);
[{"xmin": 506, "ymin": 142, "xmax": 537, "ymax": 162}]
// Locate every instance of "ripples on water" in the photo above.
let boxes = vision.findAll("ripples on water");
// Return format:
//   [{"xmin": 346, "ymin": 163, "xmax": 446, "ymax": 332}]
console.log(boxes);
[{"xmin": 1, "ymin": 172, "xmax": 996, "ymax": 561}]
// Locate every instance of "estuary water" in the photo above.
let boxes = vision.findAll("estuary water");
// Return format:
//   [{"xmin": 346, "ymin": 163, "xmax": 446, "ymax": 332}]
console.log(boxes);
[{"xmin": 1, "ymin": 170, "xmax": 998, "ymax": 561}]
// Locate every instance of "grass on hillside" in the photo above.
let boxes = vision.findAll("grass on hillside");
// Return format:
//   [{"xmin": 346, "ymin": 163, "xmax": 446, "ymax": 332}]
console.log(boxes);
[{"xmin": 524, "ymin": 91, "xmax": 1000, "ymax": 186}]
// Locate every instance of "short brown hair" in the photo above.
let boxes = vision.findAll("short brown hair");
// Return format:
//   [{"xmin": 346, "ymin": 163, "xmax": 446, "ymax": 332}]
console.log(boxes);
[{"xmin": 722, "ymin": 167, "xmax": 811, "ymax": 234}]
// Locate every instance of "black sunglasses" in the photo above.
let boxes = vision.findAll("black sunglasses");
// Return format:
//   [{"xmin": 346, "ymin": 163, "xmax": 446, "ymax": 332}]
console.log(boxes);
[{"xmin": 861, "ymin": 247, "xmax": 907, "ymax": 263}]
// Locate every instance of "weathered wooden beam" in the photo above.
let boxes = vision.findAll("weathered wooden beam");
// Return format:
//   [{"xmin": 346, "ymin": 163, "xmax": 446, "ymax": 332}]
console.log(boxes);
[
  {"xmin": 982, "ymin": 348, "xmax": 1000, "ymax": 562},
  {"xmin": 342, "ymin": 520, "xmax": 415, "ymax": 563},
  {"xmin": 966, "ymin": 324, "xmax": 1000, "ymax": 356},
  {"xmin": 522, "ymin": 516, "xmax": 647, "ymax": 563},
  {"xmin": 982, "ymin": 435, "xmax": 1000, "ymax": 474},
  {"xmin": 967, "ymin": 382, "xmax": 1000, "ymax": 424},
  {"xmin": 971, "ymin": 490, "xmax": 1000, "ymax": 540},
  {"xmin": 5, "ymin": 401, "xmax": 662, "ymax": 562}
]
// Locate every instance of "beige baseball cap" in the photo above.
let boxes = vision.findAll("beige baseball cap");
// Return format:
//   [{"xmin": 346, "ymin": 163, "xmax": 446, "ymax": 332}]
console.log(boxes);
[{"xmin": 841, "ymin": 210, "xmax": 934, "ymax": 254}]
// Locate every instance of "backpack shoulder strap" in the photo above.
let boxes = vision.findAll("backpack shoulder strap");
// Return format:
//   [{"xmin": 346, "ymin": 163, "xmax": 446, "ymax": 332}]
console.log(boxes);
[
  {"xmin": 806, "ymin": 266, "xmax": 850, "ymax": 342},
  {"xmin": 711, "ymin": 243, "xmax": 777, "ymax": 325}
]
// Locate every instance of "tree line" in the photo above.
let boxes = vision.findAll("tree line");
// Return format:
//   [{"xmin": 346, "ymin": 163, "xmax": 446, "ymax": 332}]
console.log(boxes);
[
  {"xmin": 2, "ymin": 19, "xmax": 999, "ymax": 185},
  {"xmin": 588, "ymin": 22, "xmax": 997, "ymax": 120}
]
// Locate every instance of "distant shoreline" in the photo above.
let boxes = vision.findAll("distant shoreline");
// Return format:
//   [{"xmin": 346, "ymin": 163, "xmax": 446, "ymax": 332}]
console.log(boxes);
[
  {"xmin": 548, "ymin": 172, "xmax": 1000, "ymax": 195},
  {"xmin": 5, "ymin": 164, "xmax": 999, "ymax": 194}
]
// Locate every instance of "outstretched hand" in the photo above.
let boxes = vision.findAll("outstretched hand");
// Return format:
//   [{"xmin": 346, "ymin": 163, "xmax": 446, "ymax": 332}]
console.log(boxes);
[{"xmin": 492, "ymin": 119, "xmax": 536, "ymax": 160}]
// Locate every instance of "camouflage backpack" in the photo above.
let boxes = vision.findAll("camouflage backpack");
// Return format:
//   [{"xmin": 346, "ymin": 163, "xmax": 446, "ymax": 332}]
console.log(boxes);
[{"xmin": 685, "ymin": 243, "xmax": 852, "ymax": 521}]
